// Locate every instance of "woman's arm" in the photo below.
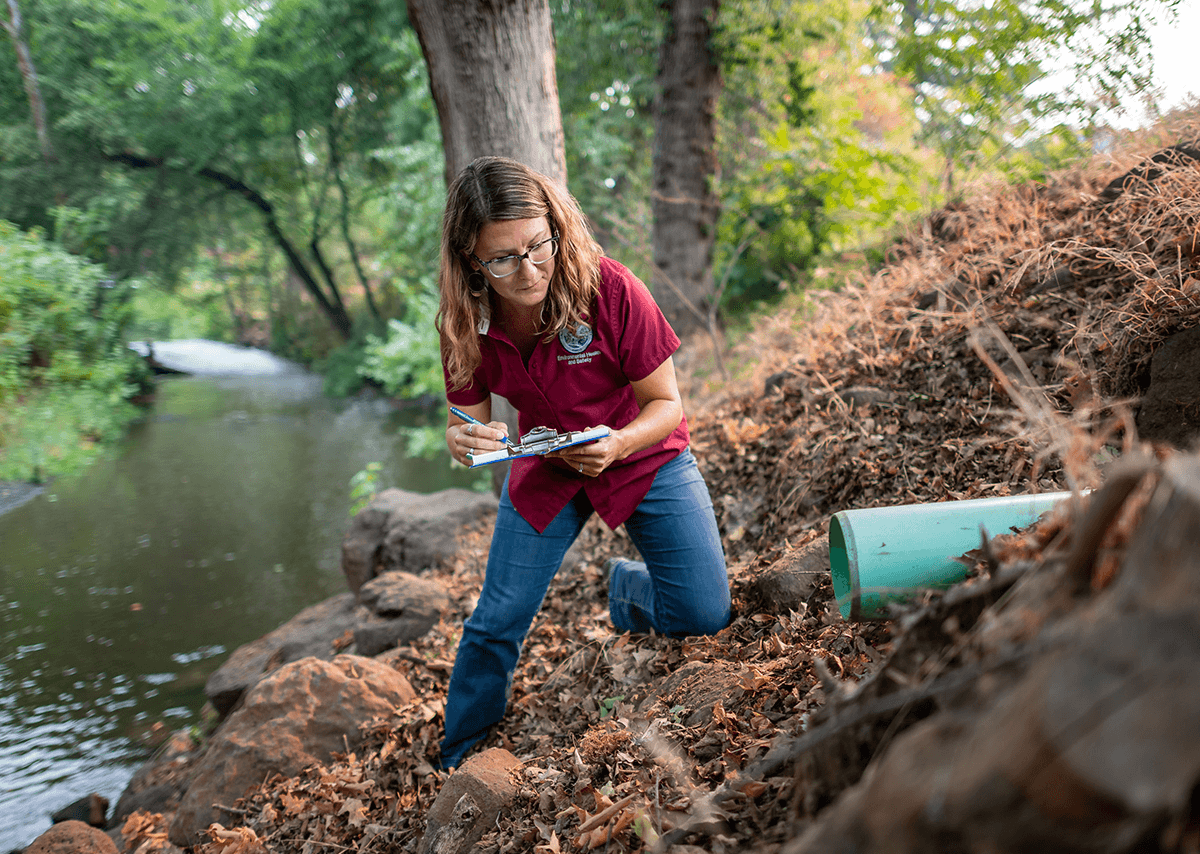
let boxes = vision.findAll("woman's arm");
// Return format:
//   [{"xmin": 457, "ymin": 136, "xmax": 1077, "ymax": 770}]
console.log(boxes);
[
  {"xmin": 552, "ymin": 357, "xmax": 683, "ymax": 477},
  {"xmin": 445, "ymin": 399, "xmax": 510, "ymax": 467}
]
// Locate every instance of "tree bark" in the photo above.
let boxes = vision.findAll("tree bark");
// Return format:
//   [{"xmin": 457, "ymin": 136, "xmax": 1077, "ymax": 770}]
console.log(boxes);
[
  {"xmin": 406, "ymin": 0, "xmax": 566, "ymax": 186},
  {"xmin": 650, "ymin": 0, "xmax": 720, "ymax": 337},
  {"xmin": 407, "ymin": 0, "xmax": 568, "ymax": 490},
  {"xmin": 3, "ymin": 0, "xmax": 54, "ymax": 164}
]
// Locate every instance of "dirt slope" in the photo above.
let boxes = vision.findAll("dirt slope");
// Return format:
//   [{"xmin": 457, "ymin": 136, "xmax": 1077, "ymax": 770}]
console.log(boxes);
[{"xmin": 122, "ymin": 121, "xmax": 1200, "ymax": 854}]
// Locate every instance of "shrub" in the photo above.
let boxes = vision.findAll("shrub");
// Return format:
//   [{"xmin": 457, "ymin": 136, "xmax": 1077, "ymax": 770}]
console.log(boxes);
[{"xmin": 0, "ymin": 220, "xmax": 147, "ymax": 481}]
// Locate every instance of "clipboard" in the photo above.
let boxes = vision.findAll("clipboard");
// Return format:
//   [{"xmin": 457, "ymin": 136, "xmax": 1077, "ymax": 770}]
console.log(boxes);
[{"xmin": 467, "ymin": 425, "xmax": 610, "ymax": 467}]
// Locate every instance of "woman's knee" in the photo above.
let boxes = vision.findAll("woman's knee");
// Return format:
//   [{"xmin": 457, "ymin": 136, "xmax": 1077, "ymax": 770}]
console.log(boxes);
[
  {"xmin": 664, "ymin": 588, "xmax": 731, "ymax": 637},
  {"xmin": 463, "ymin": 599, "xmax": 536, "ymax": 648}
]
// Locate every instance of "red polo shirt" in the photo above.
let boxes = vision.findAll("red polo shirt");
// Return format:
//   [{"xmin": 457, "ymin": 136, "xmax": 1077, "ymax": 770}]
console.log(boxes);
[{"xmin": 445, "ymin": 257, "xmax": 689, "ymax": 533}]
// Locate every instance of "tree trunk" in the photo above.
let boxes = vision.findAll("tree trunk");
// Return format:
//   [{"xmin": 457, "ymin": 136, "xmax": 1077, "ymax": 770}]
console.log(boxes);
[
  {"xmin": 406, "ymin": 0, "xmax": 566, "ymax": 186},
  {"xmin": 650, "ymin": 0, "xmax": 720, "ymax": 337},
  {"xmin": 3, "ymin": 0, "xmax": 54, "ymax": 164},
  {"xmin": 407, "ymin": 0, "xmax": 567, "ymax": 490}
]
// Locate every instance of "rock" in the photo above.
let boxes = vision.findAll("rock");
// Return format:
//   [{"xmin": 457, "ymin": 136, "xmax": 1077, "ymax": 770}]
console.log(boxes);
[
  {"xmin": 50, "ymin": 793, "xmax": 108, "ymax": 827},
  {"xmin": 1136, "ymin": 325, "xmax": 1200, "ymax": 449},
  {"xmin": 740, "ymin": 535, "xmax": 828, "ymax": 615},
  {"xmin": 169, "ymin": 655, "xmax": 416, "ymax": 846},
  {"xmin": 1099, "ymin": 143, "xmax": 1200, "ymax": 201},
  {"xmin": 109, "ymin": 784, "xmax": 181, "ymax": 830},
  {"xmin": 341, "ymin": 488, "xmax": 498, "ymax": 594},
  {"xmin": 418, "ymin": 749, "xmax": 522, "ymax": 854},
  {"xmin": 1105, "ymin": 452, "xmax": 1200, "ymax": 612},
  {"xmin": 109, "ymin": 729, "xmax": 199, "ymax": 830},
  {"xmin": 204, "ymin": 592, "xmax": 358, "ymax": 717},
  {"xmin": 24, "ymin": 820, "xmax": 118, "ymax": 854},
  {"xmin": 354, "ymin": 571, "xmax": 451, "ymax": 656}
]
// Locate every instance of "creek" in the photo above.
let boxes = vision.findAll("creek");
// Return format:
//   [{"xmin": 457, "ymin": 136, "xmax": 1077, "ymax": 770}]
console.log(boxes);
[{"xmin": 0, "ymin": 341, "xmax": 480, "ymax": 850}]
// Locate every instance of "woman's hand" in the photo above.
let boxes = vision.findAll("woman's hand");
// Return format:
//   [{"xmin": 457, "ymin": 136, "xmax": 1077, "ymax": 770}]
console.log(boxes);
[
  {"xmin": 446, "ymin": 402, "xmax": 509, "ymax": 467},
  {"xmin": 550, "ymin": 357, "xmax": 683, "ymax": 478},
  {"xmin": 448, "ymin": 420, "xmax": 509, "ymax": 466},
  {"xmin": 549, "ymin": 429, "xmax": 621, "ymax": 477}
]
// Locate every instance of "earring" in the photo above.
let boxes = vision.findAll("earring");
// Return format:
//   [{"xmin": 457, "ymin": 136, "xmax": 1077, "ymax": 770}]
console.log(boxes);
[{"xmin": 467, "ymin": 271, "xmax": 487, "ymax": 296}]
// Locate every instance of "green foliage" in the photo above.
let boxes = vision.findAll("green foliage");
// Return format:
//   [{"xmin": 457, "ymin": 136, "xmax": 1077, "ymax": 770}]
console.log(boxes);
[
  {"xmin": 2, "ymin": 0, "xmax": 1168, "ymax": 378},
  {"xmin": 599, "ymin": 694, "xmax": 625, "ymax": 719},
  {"xmin": 999, "ymin": 124, "xmax": 1093, "ymax": 184},
  {"xmin": 713, "ymin": 0, "xmax": 933, "ymax": 310},
  {"xmin": 371, "ymin": 28, "xmax": 449, "ymax": 298},
  {"xmin": 867, "ymin": 0, "xmax": 1179, "ymax": 185},
  {"xmin": 552, "ymin": 0, "xmax": 661, "ymax": 231},
  {"xmin": 2, "ymin": 0, "xmax": 424, "ymax": 356},
  {"xmin": 299, "ymin": 28, "xmax": 455, "ymax": 401},
  {"xmin": 357, "ymin": 287, "xmax": 443, "ymax": 400},
  {"xmin": 124, "ymin": 275, "xmax": 233, "ymax": 342},
  {"xmin": 400, "ymin": 423, "xmax": 451, "ymax": 461},
  {"xmin": 348, "ymin": 460, "xmax": 383, "ymax": 516},
  {"xmin": 319, "ymin": 340, "xmax": 372, "ymax": 398},
  {"xmin": 0, "ymin": 220, "xmax": 147, "ymax": 481},
  {"xmin": 0, "ymin": 385, "xmax": 137, "ymax": 483}
]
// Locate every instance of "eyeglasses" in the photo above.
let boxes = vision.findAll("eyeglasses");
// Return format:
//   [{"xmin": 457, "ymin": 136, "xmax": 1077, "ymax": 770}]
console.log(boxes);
[{"xmin": 472, "ymin": 235, "xmax": 559, "ymax": 279}]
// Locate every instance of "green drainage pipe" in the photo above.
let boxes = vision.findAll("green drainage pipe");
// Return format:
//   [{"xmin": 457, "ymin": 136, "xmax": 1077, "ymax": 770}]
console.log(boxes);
[{"xmin": 830, "ymin": 491, "xmax": 1075, "ymax": 620}]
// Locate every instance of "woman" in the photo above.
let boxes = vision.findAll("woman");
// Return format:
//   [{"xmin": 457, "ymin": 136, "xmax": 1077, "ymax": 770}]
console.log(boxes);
[{"xmin": 437, "ymin": 156, "xmax": 730, "ymax": 770}]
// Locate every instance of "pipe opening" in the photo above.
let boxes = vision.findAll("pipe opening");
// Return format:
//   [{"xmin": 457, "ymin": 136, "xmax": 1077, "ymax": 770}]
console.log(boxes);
[{"xmin": 829, "ymin": 513, "xmax": 856, "ymax": 620}]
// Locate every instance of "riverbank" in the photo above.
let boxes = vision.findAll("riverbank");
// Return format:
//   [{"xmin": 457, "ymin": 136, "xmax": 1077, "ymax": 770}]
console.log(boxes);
[{"xmin": 0, "ymin": 479, "xmax": 43, "ymax": 516}]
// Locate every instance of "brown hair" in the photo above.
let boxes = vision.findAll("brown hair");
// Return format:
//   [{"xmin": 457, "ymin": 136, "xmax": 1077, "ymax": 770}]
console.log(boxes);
[{"xmin": 437, "ymin": 156, "xmax": 602, "ymax": 391}]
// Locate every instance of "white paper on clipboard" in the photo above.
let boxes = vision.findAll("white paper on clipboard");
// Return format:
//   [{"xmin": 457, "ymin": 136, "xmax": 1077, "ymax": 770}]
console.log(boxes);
[{"xmin": 467, "ymin": 426, "xmax": 610, "ymax": 467}]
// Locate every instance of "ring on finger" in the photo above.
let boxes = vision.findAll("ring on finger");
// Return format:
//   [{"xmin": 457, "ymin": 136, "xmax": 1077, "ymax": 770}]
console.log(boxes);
[{"xmin": 466, "ymin": 423, "xmax": 474, "ymax": 436}]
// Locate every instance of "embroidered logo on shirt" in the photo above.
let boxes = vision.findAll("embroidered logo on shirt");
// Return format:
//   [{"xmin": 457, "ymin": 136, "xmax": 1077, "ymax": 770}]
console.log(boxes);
[{"xmin": 559, "ymin": 322, "xmax": 593, "ymax": 354}]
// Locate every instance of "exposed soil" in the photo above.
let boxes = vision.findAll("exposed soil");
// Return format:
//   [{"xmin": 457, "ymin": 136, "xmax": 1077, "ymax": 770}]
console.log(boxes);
[{"xmin": 117, "ymin": 116, "xmax": 1200, "ymax": 854}]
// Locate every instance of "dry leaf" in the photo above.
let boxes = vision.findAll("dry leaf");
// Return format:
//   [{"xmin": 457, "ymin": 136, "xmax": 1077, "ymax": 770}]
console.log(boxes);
[{"xmin": 339, "ymin": 797, "xmax": 368, "ymax": 827}]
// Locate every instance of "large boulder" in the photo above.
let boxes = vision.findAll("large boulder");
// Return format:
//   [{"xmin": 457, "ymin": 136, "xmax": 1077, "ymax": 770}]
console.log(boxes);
[
  {"xmin": 342, "ymin": 488, "xmax": 498, "ymax": 593},
  {"xmin": 169, "ymin": 655, "xmax": 415, "ymax": 846},
  {"xmin": 24, "ymin": 820, "xmax": 118, "ymax": 854},
  {"xmin": 353, "ymin": 571, "xmax": 452, "ymax": 656},
  {"xmin": 1137, "ymin": 325, "xmax": 1200, "ymax": 448},
  {"xmin": 203, "ymin": 592, "xmax": 359, "ymax": 717},
  {"xmin": 205, "ymin": 574, "xmax": 454, "ymax": 714}
]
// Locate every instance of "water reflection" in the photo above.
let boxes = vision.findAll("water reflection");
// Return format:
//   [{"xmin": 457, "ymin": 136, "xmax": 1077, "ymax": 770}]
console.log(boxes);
[{"xmin": 0, "ymin": 369, "xmax": 480, "ymax": 849}]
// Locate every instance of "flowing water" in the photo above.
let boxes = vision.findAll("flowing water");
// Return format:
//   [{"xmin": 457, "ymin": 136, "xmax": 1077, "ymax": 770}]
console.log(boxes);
[{"xmin": 0, "ymin": 341, "xmax": 480, "ymax": 850}]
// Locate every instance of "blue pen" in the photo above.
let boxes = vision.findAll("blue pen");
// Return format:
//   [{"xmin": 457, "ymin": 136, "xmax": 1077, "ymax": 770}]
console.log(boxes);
[{"xmin": 449, "ymin": 405, "xmax": 515, "ymax": 445}]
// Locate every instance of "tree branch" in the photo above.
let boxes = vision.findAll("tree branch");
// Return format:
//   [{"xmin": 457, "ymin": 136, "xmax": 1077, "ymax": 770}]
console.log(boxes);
[{"xmin": 108, "ymin": 150, "xmax": 353, "ymax": 338}]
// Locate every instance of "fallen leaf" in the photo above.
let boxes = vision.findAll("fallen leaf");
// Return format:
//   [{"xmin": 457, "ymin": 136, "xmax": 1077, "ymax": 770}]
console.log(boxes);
[{"xmin": 340, "ymin": 797, "xmax": 367, "ymax": 827}]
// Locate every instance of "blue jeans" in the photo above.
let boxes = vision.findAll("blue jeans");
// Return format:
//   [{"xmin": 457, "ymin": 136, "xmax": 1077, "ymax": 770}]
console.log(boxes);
[{"xmin": 439, "ymin": 448, "xmax": 729, "ymax": 769}]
